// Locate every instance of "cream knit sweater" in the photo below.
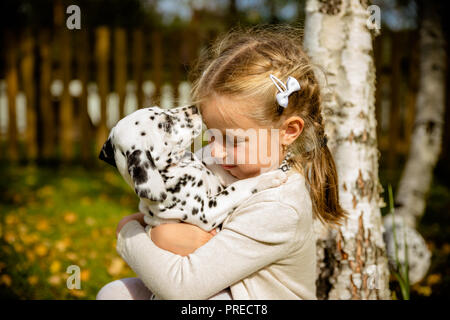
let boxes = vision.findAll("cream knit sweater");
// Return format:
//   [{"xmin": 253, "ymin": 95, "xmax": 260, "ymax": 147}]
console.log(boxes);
[{"xmin": 116, "ymin": 151, "xmax": 317, "ymax": 300}]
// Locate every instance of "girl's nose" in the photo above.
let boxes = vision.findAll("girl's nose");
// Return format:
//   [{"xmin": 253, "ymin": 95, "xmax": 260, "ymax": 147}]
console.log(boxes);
[{"xmin": 210, "ymin": 141, "xmax": 227, "ymax": 160}]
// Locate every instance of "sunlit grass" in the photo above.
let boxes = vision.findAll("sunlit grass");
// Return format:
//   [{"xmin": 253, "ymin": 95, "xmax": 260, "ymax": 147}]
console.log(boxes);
[{"xmin": 0, "ymin": 164, "xmax": 139, "ymax": 299}]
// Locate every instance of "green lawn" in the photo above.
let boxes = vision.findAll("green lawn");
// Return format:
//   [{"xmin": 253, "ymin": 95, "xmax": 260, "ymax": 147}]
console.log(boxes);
[{"xmin": 0, "ymin": 163, "xmax": 138, "ymax": 299}]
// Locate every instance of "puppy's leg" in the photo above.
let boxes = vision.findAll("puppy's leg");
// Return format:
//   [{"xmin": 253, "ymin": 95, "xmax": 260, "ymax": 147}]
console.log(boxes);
[{"xmin": 198, "ymin": 169, "xmax": 288, "ymax": 230}]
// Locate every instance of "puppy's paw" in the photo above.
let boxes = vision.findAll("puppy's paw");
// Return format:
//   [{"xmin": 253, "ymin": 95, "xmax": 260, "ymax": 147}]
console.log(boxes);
[
  {"xmin": 257, "ymin": 170, "xmax": 288, "ymax": 190},
  {"xmin": 271, "ymin": 169, "xmax": 288, "ymax": 185}
]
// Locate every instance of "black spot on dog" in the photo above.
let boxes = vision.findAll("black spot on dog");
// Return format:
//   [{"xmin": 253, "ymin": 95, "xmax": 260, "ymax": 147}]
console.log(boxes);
[
  {"xmin": 132, "ymin": 145, "xmax": 135, "ymax": 150},
  {"xmin": 197, "ymin": 180, "xmax": 203, "ymax": 187},
  {"xmin": 135, "ymin": 121, "xmax": 139, "ymax": 125},
  {"xmin": 128, "ymin": 150, "xmax": 147, "ymax": 184},
  {"xmin": 251, "ymin": 189, "xmax": 257, "ymax": 194},
  {"xmin": 141, "ymin": 131, "xmax": 146, "ymax": 136},
  {"xmin": 192, "ymin": 208, "xmax": 199, "ymax": 215},
  {"xmin": 182, "ymin": 214, "xmax": 187, "ymax": 220},
  {"xmin": 160, "ymin": 192, "xmax": 167, "ymax": 200},
  {"xmin": 145, "ymin": 151, "xmax": 156, "ymax": 169},
  {"xmin": 148, "ymin": 209, "xmax": 154, "ymax": 216},
  {"xmin": 181, "ymin": 200, "xmax": 186, "ymax": 205},
  {"xmin": 150, "ymin": 116, "xmax": 154, "ymax": 120},
  {"xmin": 231, "ymin": 186, "xmax": 235, "ymax": 191}
]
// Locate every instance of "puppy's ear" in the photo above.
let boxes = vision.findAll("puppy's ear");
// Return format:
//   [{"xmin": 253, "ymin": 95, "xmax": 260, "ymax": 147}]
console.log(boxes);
[
  {"xmin": 127, "ymin": 149, "xmax": 167, "ymax": 202},
  {"xmin": 99, "ymin": 137, "xmax": 117, "ymax": 168}
]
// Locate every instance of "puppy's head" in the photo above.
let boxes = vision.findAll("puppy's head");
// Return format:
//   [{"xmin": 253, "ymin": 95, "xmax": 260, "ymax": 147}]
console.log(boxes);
[{"xmin": 98, "ymin": 105, "xmax": 202, "ymax": 202}]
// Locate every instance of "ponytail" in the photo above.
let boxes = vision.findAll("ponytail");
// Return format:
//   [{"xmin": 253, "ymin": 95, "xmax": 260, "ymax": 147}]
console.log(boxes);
[{"xmin": 305, "ymin": 144, "xmax": 348, "ymax": 227}]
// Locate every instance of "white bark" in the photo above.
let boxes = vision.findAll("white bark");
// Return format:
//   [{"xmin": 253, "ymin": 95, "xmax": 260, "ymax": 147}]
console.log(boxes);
[
  {"xmin": 304, "ymin": 0, "xmax": 391, "ymax": 299},
  {"xmin": 386, "ymin": 2, "xmax": 446, "ymax": 229},
  {"xmin": 383, "ymin": 1, "xmax": 445, "ymax": 285}
]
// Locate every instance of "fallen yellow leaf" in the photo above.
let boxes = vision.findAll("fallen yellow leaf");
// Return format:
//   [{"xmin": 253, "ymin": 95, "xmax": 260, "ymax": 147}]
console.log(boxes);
[
  {"xmin": 36, "ymin": 219, "xmax": 50, "ymax": 231},
  {"xmin": 0, "ymin": 274, "xmax": 12, "ymax": 287},
  {"xmin": 48, "ymin": 275, "xmax": 62, "ymax": 286},
  {"xmin": 81, "ymin": 269, "xmax": 90, "ymax": 281},
  {"xmin": 442, "ymin": 243, "xmax": 450, "ymax": 255},
  {"xmin": 55, "ymin": 238, "xmax": 71, "ymax": 252},
  {"xmin": 85, "ymin": 217, "xmax": 96, "ymax": 226},
  {"xmin": 66, "ymin": 252, "xmax": 78, "ymax": 261},
  {"xmin": 107, "ymin": 257, "xmax": 125, "ymax": 276},
  {"xmin": 27, "ymin": 275, "xmax": 39, "ymax": 285},
  {"xmin": 64, "ymin": 212, "xmax": 77, "ymax": 224},
  {"xmin": 427, "ymin": 274, "xmax": 441, "ymax": 286},
  {"xmin": 414, "ymin": 285, "xmax": 432, "ymax": 296},
  {"xmin": 68, "ymin": 289, "xmax": 86, "ymax": 298},
  {"xmin": 25, "ymin": 250, "xmax": 36, "ymax": 262},
  {"xmin": 35, "ymin": 244, "xmax": 48, "ymax": 257},
  {"xmin": 3, "ymin": 231, "xmax": 16, "ymax": 244},
  {"xmin": 50, "ymin": 260, "xmax": 61, "ymax": 273},
  {"xmin": 5, "ymin": 215, "xmax": 18, "ymax": 225}
]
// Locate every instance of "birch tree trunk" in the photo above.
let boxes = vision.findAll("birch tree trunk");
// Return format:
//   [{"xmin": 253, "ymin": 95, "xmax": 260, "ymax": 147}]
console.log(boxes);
[
  {"xmin": 304, "ymin": 0, "xmax": 391, "ymax": 299},
  {"xmin": 383, "ymin": 0, "xmax": 445, "ymax": 285}
]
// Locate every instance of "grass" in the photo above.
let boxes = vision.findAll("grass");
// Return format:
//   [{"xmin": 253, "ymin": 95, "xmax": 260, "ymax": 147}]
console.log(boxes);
[
  {"xmin": 0, "ymin": 163, "xmax": 139, "ymax": 299},
  {"xmin": 379, "ymin": 156, "xmax": 450, "ymax": 300}
]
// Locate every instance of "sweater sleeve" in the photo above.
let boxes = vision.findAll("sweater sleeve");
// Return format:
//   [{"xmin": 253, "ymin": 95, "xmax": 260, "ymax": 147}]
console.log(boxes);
[{"xmin": 116, "ymin": 201, "xmax": 301, "ymax": 300}]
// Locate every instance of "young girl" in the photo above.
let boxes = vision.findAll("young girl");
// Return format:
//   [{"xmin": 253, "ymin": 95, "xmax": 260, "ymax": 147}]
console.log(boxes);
[{"xmin": 96, "ymin": 24, "xmax": 347, "ymax": 300}]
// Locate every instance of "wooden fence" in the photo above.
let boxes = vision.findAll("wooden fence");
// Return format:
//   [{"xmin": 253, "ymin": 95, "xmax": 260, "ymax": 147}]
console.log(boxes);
[
  {"xmin": 0, "ymin": 27, "xmax": 421, "ymax": 169},
  {"xmin": 0, "ymin": 25, "xmax": 212, "ymax": 164}
]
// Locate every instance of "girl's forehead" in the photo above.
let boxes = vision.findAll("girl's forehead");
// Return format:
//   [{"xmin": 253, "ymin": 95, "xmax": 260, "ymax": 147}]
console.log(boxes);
[{"xmin": 201, "ymin": 95, "xmax": 257, "ymax": 131}]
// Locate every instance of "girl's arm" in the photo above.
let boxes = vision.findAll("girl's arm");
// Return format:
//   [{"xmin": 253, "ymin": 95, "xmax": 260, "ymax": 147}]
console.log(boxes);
[
  {"xmin": 116, "ymin": 201, "xmax": 304, "ymax": 300},
  {"xmin": 149, "ymin": 222, "xmax": 217, "ymax": 257},
  {"xmin": 116, "ymin": 214, "xmax": 217, "ymax": 256}
]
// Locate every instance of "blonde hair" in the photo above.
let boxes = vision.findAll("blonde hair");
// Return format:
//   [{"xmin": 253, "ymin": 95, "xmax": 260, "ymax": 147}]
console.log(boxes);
[{"xmin": 188, "ymin": 24, "xmax": 348, "ymax": 227}]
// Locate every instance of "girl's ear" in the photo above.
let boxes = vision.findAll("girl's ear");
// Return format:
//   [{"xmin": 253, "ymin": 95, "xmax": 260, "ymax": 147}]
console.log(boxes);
[
  {"xmin": 126, "ymin": 149, "xmax": 167, "ymax": 202},
  {"xmin": 281, "ymin": 116, "xmax": 304, "ymax": 145}
]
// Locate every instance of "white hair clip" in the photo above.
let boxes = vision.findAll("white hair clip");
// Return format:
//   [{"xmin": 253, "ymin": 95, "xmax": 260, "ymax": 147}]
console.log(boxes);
[{"xmin": 269, "ymin": 74, "xmax": 301, "ymax": 110}]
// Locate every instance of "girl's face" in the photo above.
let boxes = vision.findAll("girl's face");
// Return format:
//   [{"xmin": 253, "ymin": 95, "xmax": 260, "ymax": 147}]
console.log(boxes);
[{"xmin": 201, "ymin": 94, "xmax": 284, "ymax": 180}]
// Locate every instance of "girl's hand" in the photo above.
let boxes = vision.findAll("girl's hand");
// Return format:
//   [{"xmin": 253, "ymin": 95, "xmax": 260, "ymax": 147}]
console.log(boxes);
[
  {"xmin": 150, "ymin": 223, "xmax": 218, "ymax": 257},
  {"xmin": 116, "ymin": 212, "xmax": 146, "ymax": 238}
]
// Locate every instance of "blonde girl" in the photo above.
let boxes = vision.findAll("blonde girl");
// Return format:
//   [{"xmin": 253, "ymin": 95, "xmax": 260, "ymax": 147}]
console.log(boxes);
[{"xmin": 97, "ymin": 24, "xmax": 347, "ymax": 300}]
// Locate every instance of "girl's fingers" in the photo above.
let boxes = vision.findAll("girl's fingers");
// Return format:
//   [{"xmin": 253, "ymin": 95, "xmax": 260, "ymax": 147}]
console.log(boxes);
[{"xmin": 209, "ymin": 229, "xmax": 218, "ymax": 236}]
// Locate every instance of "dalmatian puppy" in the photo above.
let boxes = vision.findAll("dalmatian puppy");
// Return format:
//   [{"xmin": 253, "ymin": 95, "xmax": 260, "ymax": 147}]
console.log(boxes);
[{"xmin": 99, "ymin": 105, "xmax": 287, "ymax": 232}]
